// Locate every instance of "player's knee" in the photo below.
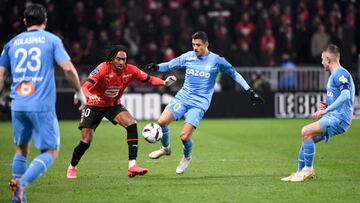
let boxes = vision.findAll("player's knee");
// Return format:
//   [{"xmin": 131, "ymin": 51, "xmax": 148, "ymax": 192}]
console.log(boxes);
[
  {"xmin": 157, "ymin": 118, "xmax": 168, "ymax": 127},
  {"xmin": 81, "ymin": 128, "xmax": 94, "ymax": 143},
  {"xmin": 301, "ymin": 127, "xmax": 312, "ymax": 140},
  {"xmin": 124, "ymin": 119, "xmax": 137, "ymax": 128},
  {"xmin": 44, "ymin": 149, "xmax": 59, "ymax": 160},
  {"xmin": 180, "ymin": 131, "xmax": 191, "ymax": 141}
]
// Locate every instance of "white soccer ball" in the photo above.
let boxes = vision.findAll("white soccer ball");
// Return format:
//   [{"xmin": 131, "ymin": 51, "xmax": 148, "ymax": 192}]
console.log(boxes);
[{"xmin": 142, "ymin": 123, "xmax": 163, "ymax": 143}]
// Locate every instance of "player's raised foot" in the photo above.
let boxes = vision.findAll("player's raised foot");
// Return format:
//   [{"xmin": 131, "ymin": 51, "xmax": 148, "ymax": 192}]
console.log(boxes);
[
  {"xmin": 176, "ymin": 156, "xmax": 192, "ymax": 174},
  {"xmin": 66, "ymin": 166, "xmax": 77, "ymax": 179},
  {"xmin": 290, "ymin": 167, "xmax": 315, "ymax": 182},
  {"xmin": 281, "ymin": 172, "xmax": 300, "ymax": 182},
  {"xmin": 9, "ymin": 179, "xmax": 26, "ymax": 203},
  {"xmin": 148, "ymin": 147, "xmax": 171, "ymax": 159},
  {"xmin": 128, "ymin": 164, "xmax": 148, "ymax": 178}
]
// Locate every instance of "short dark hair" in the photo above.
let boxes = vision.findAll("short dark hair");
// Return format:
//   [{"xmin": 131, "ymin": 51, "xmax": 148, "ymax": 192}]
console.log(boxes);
[
  {"xmin": 192, "ymin": 31, "xmax": 208, "ymax": 43},
  {"xmin": 106, "ymin": 45, "xmax": 128, "ymax": 62},
  {"xmin": 24, "ymin": 4, "xmax": 47, "ymax": 27},
  {"xmin": 323, "ymin": 44, "xmax": 340, "ymax": 59}
]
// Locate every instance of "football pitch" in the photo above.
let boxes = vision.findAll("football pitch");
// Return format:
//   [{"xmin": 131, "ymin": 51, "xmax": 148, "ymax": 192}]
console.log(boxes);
[{"xmin": 1, "ymin": 119, "xmax": 359, "ymax": 203}]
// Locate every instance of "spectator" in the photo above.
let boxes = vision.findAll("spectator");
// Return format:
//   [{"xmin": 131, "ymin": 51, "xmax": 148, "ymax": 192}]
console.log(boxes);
[{"xmin": 310, "ymin": 23, "xmax": 330, "ymax": 63}]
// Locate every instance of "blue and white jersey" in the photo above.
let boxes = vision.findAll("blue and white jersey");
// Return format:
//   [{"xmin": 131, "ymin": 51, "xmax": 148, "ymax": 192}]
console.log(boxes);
[
  {"xmin": 0, "ymin": 30, "xmax": 70, "ymax": 111},
  {"xmin": 159, "ymin": 51, "xmax": 248, "ymax": 111},
  {"xmin": 326, "ymin": 66, "xmax": 355, "ymax": 124}
]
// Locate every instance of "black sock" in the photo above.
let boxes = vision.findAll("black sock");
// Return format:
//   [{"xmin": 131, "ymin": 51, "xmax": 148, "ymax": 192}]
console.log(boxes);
[
  {"xmin": 126, "ymin": 124, "xmax": 138, "ymax": 160},
  {"xmin": 70, "ymin": 141, "xmax": 90, "ymax": 167}
]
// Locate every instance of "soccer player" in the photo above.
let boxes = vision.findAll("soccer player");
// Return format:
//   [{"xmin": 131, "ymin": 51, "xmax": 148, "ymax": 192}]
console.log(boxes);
[
  {"xmin": 66, "ymin": 45, "xmax": 176, "ymax": 178},
  {"xmin": 281, "ymin": 44, "xmax": 355, "ymax": 182},
  {"xmin": 146, "ymin": 31, "xmax": 264, "ymax": 174},
  {"xmin": 0, "ymin": 4, "xmax": 86, "ymax": 203}
]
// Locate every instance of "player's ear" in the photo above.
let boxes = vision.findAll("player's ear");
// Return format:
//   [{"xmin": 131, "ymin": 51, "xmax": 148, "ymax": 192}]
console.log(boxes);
[
  {"xmin": 43, "ymin": 18, "xmax": 48, "ymax": 27},
  {"xmin": 23, "ymin": 18, "xmax": 27, "ymax": 27}
]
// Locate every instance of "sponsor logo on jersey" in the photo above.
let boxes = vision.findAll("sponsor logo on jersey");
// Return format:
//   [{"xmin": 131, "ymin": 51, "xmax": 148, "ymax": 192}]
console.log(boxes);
[
  {"xmin": 104, "ymin": 88, "xmax": 120, "ymax": 97},
  {"xmin": 105, "ymin": 74, "xmax": 113, "ymax": 81},
  {"xmin": 327, "ymin": 91, "xmax": 333, "ymax": 97},
  {"xmin": 122, "ymin": 74, "xmax": 132, "ymax": 83},
  {"xmin": 339, "ymin": 75, "xmax": 348, "ymax": 84},
  {"xmin": 90, "ymin": 67, "xmax": 100, "ymax": 76},
  {"xmin": 186, "ymin": 68, "xmax": 210, "ymax": 78}
]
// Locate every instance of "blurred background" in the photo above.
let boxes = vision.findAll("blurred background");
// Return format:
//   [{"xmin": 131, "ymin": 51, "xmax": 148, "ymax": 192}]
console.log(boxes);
[{"xmin": 0, "ymin": 0, "xmax": 359, "ymax": 120}]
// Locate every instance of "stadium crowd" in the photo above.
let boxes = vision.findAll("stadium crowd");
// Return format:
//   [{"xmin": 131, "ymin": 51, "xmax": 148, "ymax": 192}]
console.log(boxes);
[{"xmin": 1, "ymin": 0, "xmax": 359, "ymax": 70}]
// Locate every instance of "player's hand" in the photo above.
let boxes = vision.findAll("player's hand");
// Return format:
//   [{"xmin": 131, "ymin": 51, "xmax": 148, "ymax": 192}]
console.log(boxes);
[
  {"xmin": 319, "ymin": 101, "xmax": 326, "ymax": 110},
  {"xmin": 164, "ymin": 75, "xmax": 177, "ymax": 86},
  {"xmin": 74, "ymin": 90, "xmax": 86, "ymax": 110},
  {"xmin": 246, "ymin": 88, "xmax": 265, "ymax": 106},
  {"xmin": 312, "ymin": 109, "xmax": 326, "ymax": 119},
  {"xmin": 146, "ymin": 63, "xmax": 159, "ymax": 71},
  {"xmin": 88, "ymin": 94, "xmax": 101, "ymax": 103}
]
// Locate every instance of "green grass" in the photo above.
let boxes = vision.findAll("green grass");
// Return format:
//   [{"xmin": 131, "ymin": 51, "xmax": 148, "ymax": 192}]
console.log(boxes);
[{"xmin": 1, "ymin": 119, "xmax": 360, "ymax": 203}]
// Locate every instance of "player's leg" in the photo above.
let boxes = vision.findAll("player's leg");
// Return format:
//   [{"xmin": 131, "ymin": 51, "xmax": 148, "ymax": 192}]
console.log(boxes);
[
  {"xmin": 289, "ymin": 121, "xmax": 322, "ymax": 182},
  {"xmin": 158, "ymin": 108, "xmax": 174, "ymax": 149},
  {"xmin": 67, "ymin": 106, "xmax": 102, "ymax": 179},
  {"xmin": 12, "ymin": 111, "xmax": 59, "ymax": 202},
  {"xmin": 67, "ymin": 128, "xmax": 93, "ymax": 178},
  {"xmin": 110, "ymin": 105, "xmax": 147, "ymax": 177},
  {"xmin": 176, "ymin": 107, "xmax": 204, "ymax": 174},
  {"xmin": 149, "ymin": 100, "xmax": 185, "ymax": 159},
  {"xmin": 10, "ymin": 111, "xmax": 32, "ymax": 203},
  {"xmin": 11, "ymin": 111, "xmax": 32, "ymax": 181}
]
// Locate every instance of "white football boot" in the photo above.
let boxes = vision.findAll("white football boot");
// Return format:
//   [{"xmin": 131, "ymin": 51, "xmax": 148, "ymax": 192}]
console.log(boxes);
[
  {"xmin": 290, "ymin": 167, "xmax": 315, "ymax": 182},
  {"xmin": 148, "ymin": 147, "xmax": 171, "ymax": 159},
  {"xmin": 176, "ymin": 156, "xmax": 192, "ymax": 174},
  {"xmin": 281, "ymin": 172, "xmax": 300, "ymax": 182}
]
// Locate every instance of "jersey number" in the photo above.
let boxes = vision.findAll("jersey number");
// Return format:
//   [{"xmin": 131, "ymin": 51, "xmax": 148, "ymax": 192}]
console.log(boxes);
[{"xmin": 14, "ymin": 47, "xmax": 42, "ymax": 73}]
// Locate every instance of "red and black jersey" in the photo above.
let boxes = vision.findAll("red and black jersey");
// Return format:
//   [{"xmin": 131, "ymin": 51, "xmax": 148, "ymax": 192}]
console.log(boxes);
[{"xmin": 83, "ymin": 62, "xmax": 150, "ymax": 107}]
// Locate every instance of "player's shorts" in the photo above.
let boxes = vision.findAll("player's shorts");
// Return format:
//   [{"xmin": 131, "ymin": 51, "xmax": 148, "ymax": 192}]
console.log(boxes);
[
  {"xmin": 78, "ymin": 104, "xmax": 128, "ymax": 130},
  {"xmin": 165, "ymin": 99, "xmax": 205, "ymax": 128},
  {"xmin": 318, "ymin": 115, "xmax": 350, "ymax": 144},
  {"xmin": 11, "ymin": 110, "xmax": 60, "ymax": 150}
]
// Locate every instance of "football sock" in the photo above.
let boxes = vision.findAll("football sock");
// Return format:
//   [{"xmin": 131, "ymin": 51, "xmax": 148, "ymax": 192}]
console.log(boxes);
[
  {"xmin": 129, "ymin": 160, "xmax": 136, "ymax": 168},
  {"xmin": 297, "ymin": 145, "xmax": 305, "ymax": 172},
  {"xmin": 303, "ymin": 140, "xmax": 315, "ymax": 168},
  {"xmin": 71, "ymin": 141, "xmax": 90, "ymax": 167},
  {"xmin": 161, "ymin": 125, "xmax": 170, "ymax": 148},
  {"xmin": 12, "ymin": 154, "xmax": 27, "ymax": 180},
  {"xmin": 181, "ymin": 139, "xmax": 193, "ymax": 158},
  {"xmin": 21, "ymin": 152, "xmax": 53, "ymax": 188},
  {"xmin": 126, "ymin": 124, "xmax": 138, "ymax": 160}
]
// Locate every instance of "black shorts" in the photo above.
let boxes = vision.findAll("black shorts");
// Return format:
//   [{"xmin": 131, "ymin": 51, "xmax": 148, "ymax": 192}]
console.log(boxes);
[{"xmin": 78, "ymin": 104, "xmax": 128, "ymax": 130}]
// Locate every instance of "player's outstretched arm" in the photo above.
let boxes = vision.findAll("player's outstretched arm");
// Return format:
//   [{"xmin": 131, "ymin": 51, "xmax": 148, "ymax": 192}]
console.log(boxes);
[
  {"xmin": 146, "ymin": 75, "xmax": 177, "ymax": 86},
  {"xmin": 60, "ymin": 60, "xmax": 86, "ymax": 106}
]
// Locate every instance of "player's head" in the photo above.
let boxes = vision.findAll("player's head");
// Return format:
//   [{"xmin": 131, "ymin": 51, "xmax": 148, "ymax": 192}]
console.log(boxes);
[
  {"xmin": 192, "ymin": 31, "xmax": 209, "ymax": 57},
  {"xmin": 321, "ymin": 44, "xmax": 340, "ymax": 71},
  {"xmin": 106, "ymin": 45, "xmax": 128, "ymax": 72},
  {"xmin": 24, "ymin": 4, "xmax": 47, "ymax": 28}
]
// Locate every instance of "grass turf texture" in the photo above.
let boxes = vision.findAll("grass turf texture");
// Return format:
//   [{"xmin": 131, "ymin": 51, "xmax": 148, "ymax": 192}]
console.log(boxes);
[{"xmin": 1, "ymin": 119, "xmax": 360, "ymax": 203}]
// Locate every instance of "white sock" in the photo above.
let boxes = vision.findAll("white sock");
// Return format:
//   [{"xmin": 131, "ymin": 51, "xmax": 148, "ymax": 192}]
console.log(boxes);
[
  {"xmin": 303, "ymin": 166, "xmax": 313, "ymax": 171},
  {"xmin": 129, "ymin": 160, "xmax": 136, "ymax": 168}
]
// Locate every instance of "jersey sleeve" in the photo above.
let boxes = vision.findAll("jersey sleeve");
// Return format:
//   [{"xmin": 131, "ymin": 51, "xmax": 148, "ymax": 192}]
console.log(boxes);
[
  {"xmin": 218, "ymin": 56, "xmax": 250, "ymax": 90},
  {"xmin": 0, "ymin": 43, "xmax": 10, "ymax": 69},
  {"xmin": 131, "ymin": 65, "xmax": 149, "ymax": 81},
  {"xmin": 88, "ymin": 64, "xmax": 107, "ymax": 83},
  {"xmin": 334, "ymin": 70, "xmax": 351, "ymax": 91},
  {"xmin": 158, "ymin": 52, "xmax": 188, "ymax": 72},
  {"xmin": 53, "ymin": 36, "xmax": 70, "ymax": 65}
]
